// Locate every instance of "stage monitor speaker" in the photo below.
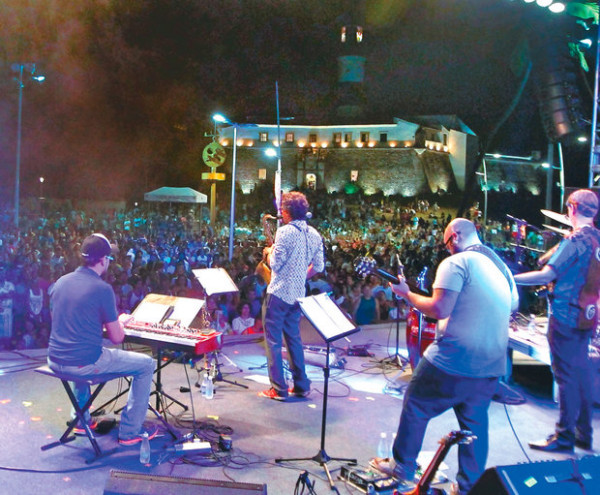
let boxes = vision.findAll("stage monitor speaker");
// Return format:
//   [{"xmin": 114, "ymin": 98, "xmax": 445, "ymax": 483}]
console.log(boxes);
[
  {"xmin": 468, "ymin": 455, "xmax": 599, "ymax": 494},
  {"xmin": 103, "ymin": 470, "xmax": 268, "ymax": 495}
]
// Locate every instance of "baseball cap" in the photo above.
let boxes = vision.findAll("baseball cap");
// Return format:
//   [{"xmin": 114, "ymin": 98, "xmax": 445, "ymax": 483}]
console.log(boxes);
[
  {"xmin": 81, "ymin": 233, "xmax": 114, "ymax": 261},
  {"xmin": 567, "ymin": 189, "xmax": 599, "ymax": 218}
]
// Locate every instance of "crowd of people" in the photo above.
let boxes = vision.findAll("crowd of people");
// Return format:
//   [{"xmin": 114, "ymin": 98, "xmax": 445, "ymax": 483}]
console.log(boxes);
[{"xmin": 0, "ymin": 189, "xmax": 550, "ymax": 351}]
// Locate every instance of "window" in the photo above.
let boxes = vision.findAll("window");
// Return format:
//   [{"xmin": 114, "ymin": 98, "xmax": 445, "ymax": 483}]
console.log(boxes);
[
  {"xmin": 333, "ymin": 133, "xmax": 342, "ymax": 144},
  {"xmin": 380, "ymin": 132, "xmax": 388, "ymax": 143},
  {"xmin": 356, "ymin": 26, "xmax": 363, "ymax": 43},
  {"xmin": 351, "ymin": 170, "xmax": 358, "ymax": 182},
  {"xmin": 360, "ymin": 132, "xmax": 369, "ymax": 143},
  {"xmin": 258, "ymin": 169, "xmax": 267, "ymax": 180},
  {"xmin": 309, "ymin": 133, "xmax": 318, "ymax": 144},
  {"xmin": 285, "ymin": 132, "xmax": 294, "ymax": 143},
  {"xmin": 344, "ymin": 132, "xmax": 352, "ymax": 143},
  {"xmin": 259, "ymin": 132, "xmax": 268, "ymax": 142}
]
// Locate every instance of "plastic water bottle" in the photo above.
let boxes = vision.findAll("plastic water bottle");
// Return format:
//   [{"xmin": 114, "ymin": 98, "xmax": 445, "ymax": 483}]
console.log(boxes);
[
  {"xmin": 377, "ymin": 432, "xmax": 389, "ymax": 459},
  {"xmin": 200, "ymin": 372, "xmax": 208, "ymax": 397},
  {"xmin": 139, "ymin": 432, "xmax": 151, "ymax": 465},
  {"xmin": 205, "ymin": 374, "xmax": 214, "ymax": 400},
  {"xmin": 528, "ymin": 315, "xmax": 537, "ymax": 336},
  {"xmin": 389, "ymin": 432, "xmax": 397, "ymax": 459}
]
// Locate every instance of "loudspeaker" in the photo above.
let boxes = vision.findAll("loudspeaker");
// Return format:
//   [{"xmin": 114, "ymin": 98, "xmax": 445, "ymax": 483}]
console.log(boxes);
[
  {"xmin": 530, "ymin": 28, "xmax": 585, "ymax": 143},
  {"xmin": 104, "ymin": 470, "xmax": 267, "ymax": 494},
  {"xmin": 468, "ymin": 455, "xmax": 600, "ymax": 494}
]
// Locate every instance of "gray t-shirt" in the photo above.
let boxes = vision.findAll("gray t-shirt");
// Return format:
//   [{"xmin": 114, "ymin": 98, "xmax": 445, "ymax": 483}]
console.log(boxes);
[
  {"xmin": 424, "ymin": 250, "xmax": 515, "ymax": 378},
  {"xmin": 48, "ymin": 266, "xmax": 118, "ymax": 366}
]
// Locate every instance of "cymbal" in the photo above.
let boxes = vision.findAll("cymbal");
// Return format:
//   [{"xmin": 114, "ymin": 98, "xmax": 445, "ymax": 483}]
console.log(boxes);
[
  {"xmin": 542, "ymin": 224, "xmax": 570, "ymax": 236},
  {"xmin": 540, "ymin": 209, "xmax": 571, "ymax": 227}
]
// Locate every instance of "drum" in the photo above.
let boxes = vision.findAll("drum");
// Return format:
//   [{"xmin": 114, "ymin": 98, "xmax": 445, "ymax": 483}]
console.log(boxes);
[{"xmin": 405, "ymin": 308, "xmax": 436, "ymax": 371}]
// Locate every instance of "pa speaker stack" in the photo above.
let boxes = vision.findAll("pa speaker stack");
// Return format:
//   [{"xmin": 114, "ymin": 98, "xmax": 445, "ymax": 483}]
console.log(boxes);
[{"xmin": 468, "ymin": 455, "xmax": 599, "ymax": 494}]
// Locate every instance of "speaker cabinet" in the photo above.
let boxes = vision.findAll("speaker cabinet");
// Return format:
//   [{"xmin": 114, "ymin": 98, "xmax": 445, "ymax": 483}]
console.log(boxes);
[
  {"xmin": 104, "ymin": 470, "xmax": 267, "ymax": 495},
  {"xmin": 468, "ymin": 455, "xmax": 600, "ymax": 494}
]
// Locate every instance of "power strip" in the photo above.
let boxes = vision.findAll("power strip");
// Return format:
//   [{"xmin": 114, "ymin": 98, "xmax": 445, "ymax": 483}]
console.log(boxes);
[{"xmin": 172, "ymin": 440, "xmax": 212, "ymax": 455}]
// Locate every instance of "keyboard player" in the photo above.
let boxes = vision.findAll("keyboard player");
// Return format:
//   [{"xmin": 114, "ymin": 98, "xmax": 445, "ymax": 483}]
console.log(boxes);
[{"xmin": 48, "ymin": 233, "xmax": 158, "ymax": 446}]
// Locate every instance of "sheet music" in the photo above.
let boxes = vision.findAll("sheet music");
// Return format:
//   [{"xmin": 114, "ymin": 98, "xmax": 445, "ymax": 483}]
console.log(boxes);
[
  {"xmin": 168, "ymin": 297, "xmax": 205, "ymax": 328},
  {"xmin": 298, "ymin": 293, "xmax": 356, "ymax": 342},
  {"xmin": 193, "ymin": 268, "xmax": 239, "ymax": 296},
  {"xmin": 132, "ymin": 294, "xmax": 204, "ymax": 327},
  {"xmin": 132, "ymin": 301, "xmax": 170, "ymax": 324}
]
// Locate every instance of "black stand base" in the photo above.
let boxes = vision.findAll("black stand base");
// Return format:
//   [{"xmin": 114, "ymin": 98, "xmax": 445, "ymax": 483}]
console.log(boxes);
[
  {"xmin": 380, "ymin": 353, "xmax": 409, "ymax": 369},
  {"xmin": 276, "ymin": 450, "xmax": 357, "ymax": 489}
]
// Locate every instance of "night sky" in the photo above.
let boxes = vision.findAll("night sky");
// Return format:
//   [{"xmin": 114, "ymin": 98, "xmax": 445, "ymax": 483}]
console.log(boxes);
[{"xmin": 0, "ymin": 0, "xmax": 595, "ymax": 202}]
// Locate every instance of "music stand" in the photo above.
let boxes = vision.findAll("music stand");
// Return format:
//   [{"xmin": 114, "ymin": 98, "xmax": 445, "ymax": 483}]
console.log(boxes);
[
  {"xmin": 192, "ymin": 268, "xmax": 247, "ymax": 389},
  {"xmin": 275, "ymin": 293, "xmax": 360, "ymax": 489}
]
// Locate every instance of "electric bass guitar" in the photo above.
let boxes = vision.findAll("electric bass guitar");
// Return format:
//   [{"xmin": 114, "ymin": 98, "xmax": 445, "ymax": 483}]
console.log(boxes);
[
  {"xmin": 402, "ymin": 430, "xmax": 475, "ymax": 495},
  {"xmin": 354, "ymin": 256, "xmax": 430, "ymax": 297}
]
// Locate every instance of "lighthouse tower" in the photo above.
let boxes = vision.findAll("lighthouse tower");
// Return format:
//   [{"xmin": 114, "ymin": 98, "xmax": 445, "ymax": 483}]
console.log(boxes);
[{"xmin": 335, "ymin": 15, "xmax": 366, "ymax": 122}]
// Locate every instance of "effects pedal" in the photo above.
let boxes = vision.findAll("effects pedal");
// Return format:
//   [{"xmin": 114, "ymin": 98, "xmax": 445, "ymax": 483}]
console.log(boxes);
[{"xmin": 339, "ymin": 465, "xmax": 400, "ymax": 493}]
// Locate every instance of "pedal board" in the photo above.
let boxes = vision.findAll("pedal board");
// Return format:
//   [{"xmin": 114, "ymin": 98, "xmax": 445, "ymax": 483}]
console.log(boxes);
[{"xmin": 339, "ymin": 465, "xmax": 400, "ymax": 494}]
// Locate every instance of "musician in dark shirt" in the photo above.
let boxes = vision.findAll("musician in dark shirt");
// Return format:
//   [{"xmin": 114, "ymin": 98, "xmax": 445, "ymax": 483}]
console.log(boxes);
[
  {"xmin": 515, "ymin": 189, "xmax": 600, "ymax": 452},
  {"xmin": 48, "ymin": 233, "xmax": 156, "ymax": 445}
]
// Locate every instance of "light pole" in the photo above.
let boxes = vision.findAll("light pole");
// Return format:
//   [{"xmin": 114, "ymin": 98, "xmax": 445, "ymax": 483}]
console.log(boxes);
[
  {"xmin": 39, "ymin": 176, "xmax": 44, "ymax": 199},
  {"xmin": 213, "ymin": 113, "xmax": 238, "ymax": 261},
  {"xmin": 12, "ymin": 63, "xmax": 45, "ymax": 228}
]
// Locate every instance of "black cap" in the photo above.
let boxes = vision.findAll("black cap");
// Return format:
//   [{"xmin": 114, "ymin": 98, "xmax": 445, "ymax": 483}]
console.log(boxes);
[{"xmin": 81, "ymin": 234, "xmax": 113, "ymax": 261}]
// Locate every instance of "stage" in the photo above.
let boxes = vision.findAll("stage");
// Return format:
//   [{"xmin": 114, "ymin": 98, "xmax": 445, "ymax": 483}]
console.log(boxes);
[{"xmin": 1, "ymin": 322, "xmax": 598, "ymax": 494}]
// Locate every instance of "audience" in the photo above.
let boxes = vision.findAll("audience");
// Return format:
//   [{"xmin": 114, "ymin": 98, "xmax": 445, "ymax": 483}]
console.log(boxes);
[{"xmin": 0, "ymin": 188, "xmax": 551, "ymax": 351}]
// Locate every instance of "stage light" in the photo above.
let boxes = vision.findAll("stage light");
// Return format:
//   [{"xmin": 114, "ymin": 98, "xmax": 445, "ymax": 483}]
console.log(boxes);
[
  {"xmin": 548, "ymin": 3, "xmax": 565, "ymax": 13},
  {"xmin": 536, "ymin": 0, "xmax": 553, "ymax": 7}
]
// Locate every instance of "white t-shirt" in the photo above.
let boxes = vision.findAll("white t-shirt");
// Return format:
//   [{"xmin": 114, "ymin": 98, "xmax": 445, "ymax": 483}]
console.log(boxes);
[{"xmin": 424, "ymin": 250, "xmax": 516, "ymax": 378}]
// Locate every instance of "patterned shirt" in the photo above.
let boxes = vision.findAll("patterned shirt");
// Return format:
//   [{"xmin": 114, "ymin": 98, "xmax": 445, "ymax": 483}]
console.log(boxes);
[
  {"xmin": 267, "ymin": 220, "xmax": 324, "ymax": 305},
  {"xmin": 547, "ymin": 225, "xmax": 600, "ymax": 329}
]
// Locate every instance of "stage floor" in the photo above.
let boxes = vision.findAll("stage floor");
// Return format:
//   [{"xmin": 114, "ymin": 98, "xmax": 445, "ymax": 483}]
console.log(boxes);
[{"xmin": 1, "ymin": 322, "xmax": 598, "ymax": 494}]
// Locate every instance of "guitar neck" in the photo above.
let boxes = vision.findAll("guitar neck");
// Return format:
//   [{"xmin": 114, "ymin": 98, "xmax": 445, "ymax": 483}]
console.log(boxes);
[{"xmin": 373, "ymin": 268, "xmax": 430, "ymax": 297}]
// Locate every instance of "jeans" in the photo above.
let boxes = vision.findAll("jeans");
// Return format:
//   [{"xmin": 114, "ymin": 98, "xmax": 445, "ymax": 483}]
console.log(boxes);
[
  {"xmin": 547, "ymin": 316, "xmax": 593, "ymax": 444},
  {"xmin": 48, "ymin": 347, "xmax": 155, "ymax": 439},
  {"xmin": 392, "ymin": 358, "xmax": 498, "ymax": 494},
  {"xmin": 262, "ymin": 293, "xmax": 311, "ymax": 395}
]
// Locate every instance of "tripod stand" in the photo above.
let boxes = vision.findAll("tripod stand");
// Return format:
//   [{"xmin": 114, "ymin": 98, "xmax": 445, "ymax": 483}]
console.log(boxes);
[
  {"xmin": 276, "ymin": 293, "xmax": 360, "ymax": 490},
  {"xmin": 196, "ymin": 350, "xmax": 248, "ymax": 390},
  {"xmin": 381, "ymin": 295, "xmax": 409, "ymax": 369},
  {"xmin": 276, "ymin": 340, "xmax": 356, "ymax": 489}
]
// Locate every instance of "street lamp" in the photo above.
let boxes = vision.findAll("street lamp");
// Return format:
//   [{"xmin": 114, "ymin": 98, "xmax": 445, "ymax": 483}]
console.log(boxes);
[
  {"xmin": 12, "ymin": 63, "xmax": 45, "ymax": 228},
  {"xmin": 39, "ymin": 176, "xmax": 44, "ymax": 199},
  {"xmin": 212, "ymin": 113, "xmax": 238, "ymax": 261}
]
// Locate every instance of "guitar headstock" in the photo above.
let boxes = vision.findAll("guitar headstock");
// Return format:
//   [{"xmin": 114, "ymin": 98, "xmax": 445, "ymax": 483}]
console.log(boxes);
[
  {"xmin": 441, "ymin": 430, "xmax": 476, "ymax": 447},
  {"xmin": 354, "ymin": 257, "xmax": 376, "ymax": 278}
]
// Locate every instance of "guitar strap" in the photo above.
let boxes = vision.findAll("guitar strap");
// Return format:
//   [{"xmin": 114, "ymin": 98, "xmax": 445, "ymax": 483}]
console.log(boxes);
[{"xmin": 465, "ymin": 244, "xmax": 515, "ymax": 294}]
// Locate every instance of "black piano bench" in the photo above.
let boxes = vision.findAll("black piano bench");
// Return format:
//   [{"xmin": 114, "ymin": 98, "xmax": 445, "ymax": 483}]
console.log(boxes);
[{"xmin": 35, "ymin": 365, "xmax": 122, "ymax": 464}]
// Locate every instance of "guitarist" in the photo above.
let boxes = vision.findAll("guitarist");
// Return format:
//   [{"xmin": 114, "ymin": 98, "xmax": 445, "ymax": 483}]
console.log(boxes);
[
  {"xmin": 258, "ymin": 192, "xmax": 324, "ymax": 401},
  {"xmin": 370, "ymin": 218, "xmax": 518, "ymax": 495}
]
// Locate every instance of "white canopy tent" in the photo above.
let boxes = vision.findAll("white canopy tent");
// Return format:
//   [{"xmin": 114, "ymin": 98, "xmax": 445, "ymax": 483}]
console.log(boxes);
[{"xmin": 144, "ymin": 187, "xmax": 207, "ymax": 204}]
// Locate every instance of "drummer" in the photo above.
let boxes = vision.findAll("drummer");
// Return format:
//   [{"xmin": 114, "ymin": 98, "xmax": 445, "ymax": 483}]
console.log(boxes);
[{"xmin": 370, "ymin": 218, "xmax": 518, "ymax": 495}]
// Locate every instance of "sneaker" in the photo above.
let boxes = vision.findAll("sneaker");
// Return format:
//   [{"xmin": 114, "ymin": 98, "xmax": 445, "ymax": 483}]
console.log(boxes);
[
  {"xmin": 118, "ymin": 426, "xmax": 159, "ymax": 446},
  {"xmin": 528, "ymin": 433, "xmax": 573, "ymax": 453},
  {"xmin": 71, "ymin": 419, "xmax": 99, "ymax": 436},
  {"xmin": 288, "ymin": 387, "xmax": 310, "ymax": 398},
  {"xmin": 258, "ymin": 388, "xmax": 287, "ymax": 401},
  {"xmin": 369, "ymin": 457, "xmax": 415, "ymax": 489}
]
